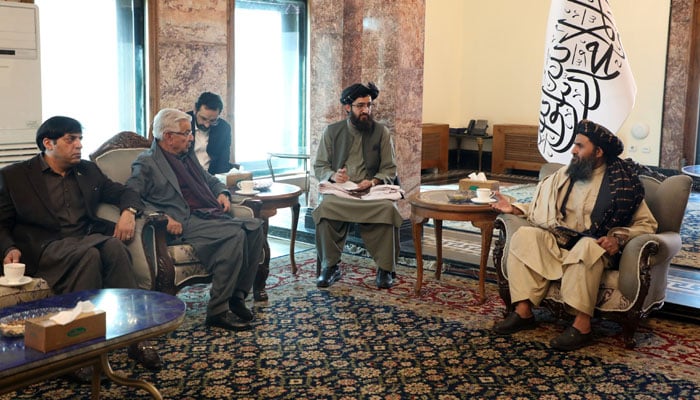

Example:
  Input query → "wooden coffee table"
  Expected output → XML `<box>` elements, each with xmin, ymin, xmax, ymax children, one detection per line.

<box><xmin>231</xmin><ymin>182</ymin><xmax>302</xmax><ymax>296</ymax></box>
<box><xmin>410</xmin><ymin>190</ymin><xmax>513</xmax><ymax>303</ymax></box>
<box><xmin>0</xmin><ymin>288</ymin><xmax>185</xmax><ymax>399</ymax></box>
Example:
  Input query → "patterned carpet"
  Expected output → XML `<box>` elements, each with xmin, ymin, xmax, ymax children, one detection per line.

<box><xmin>4</xmin><ymin>251</ymin><xmax>699</xmax><ymax>399</ymax></box>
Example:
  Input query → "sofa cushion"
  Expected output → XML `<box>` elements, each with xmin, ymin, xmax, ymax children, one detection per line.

<box><xmin>167</xmin><ymin>244</ymin><xmax>199</xmax><ymax>264</ymax></box>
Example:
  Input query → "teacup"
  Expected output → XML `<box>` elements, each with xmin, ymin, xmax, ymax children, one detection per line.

<box><xmin>476</xmin><ymin>188</ymin><xmax>494</xmax><ymax>201</ymax></box>
<box><xmin>237</xmin><ymin>180</ymin><xmax>255</xmax><ymax>192</ymax></box>
<box><xmin>3</xmin><ymin>263</ymin><xmax>25</xmax><ymax>283</ymax></box>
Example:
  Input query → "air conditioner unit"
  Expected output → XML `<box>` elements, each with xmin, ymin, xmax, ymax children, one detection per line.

<box><xmin>0</xmin><ymin>2</ymin><xmax>42</xmax><ymax>166</ymax></box>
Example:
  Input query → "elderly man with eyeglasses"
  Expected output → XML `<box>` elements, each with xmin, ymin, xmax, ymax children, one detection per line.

<box><xmin>313</xmin><ymin>82</ymin><xmax>401</xmax><ymax>289</ymax></box>
<box><xmin>187</xmin><ymin>91</ymin><xmax>234</xmax><ymax>175</ymax></box>
<box><xmin>127</xmin><ymin>108</ymin><xmax>265</xmax><ymax>332</ymax></box>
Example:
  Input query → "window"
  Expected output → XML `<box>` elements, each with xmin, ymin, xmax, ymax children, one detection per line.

<box><xmin>234</xmin><ymin>0</ymin><xmax>307</xmax><ymax>177</ymax></box>
<box><xmin>36</xmin><ymin>0</ymin><xmax>146</xmax><ymax>157</ymax></box>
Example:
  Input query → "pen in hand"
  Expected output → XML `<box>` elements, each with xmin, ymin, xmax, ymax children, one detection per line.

<box><xmin>335</xmin><ymin>166</ymin><xmax>348</xmax><ymax>183</ymax></box>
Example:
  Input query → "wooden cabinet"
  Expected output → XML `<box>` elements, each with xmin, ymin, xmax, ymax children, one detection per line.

<box><xmin>492</xmin><ymin>124</ymin><xmax>547</xmax><ymax>173</ymax></box>
<box><xmin>421</xmin><ymin>123</ymin><xmax>449</xmax><ymax>173</ymax></box>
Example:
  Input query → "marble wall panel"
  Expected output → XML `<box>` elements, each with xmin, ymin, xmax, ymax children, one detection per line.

<box><xmin>154</xmin><ymin>0</ymin><xmax>229</xmax><ymax>115</ymax></box>
<box><xmin>308</xmin><ymin>0</ymin><xmax>425</xmax><ymax>217</ymax></box>
<box><xmin>309</xmin><ymin>0</ymin><xmax>345</xmax><ymax>35</ymax></box>
<box><xmin>661</xmin><ymin>0</ymin><xmax>693</xmax><ymax>168</ymax></box>
<box><xmin>310</xmin><ymin>0</ymin><xmax>425</xmax><ymax>218</ymax></box>
<box><xmin>159</xmin><ymin>2</ymin><xmax>228</xmax><ymax>43</ymax></box>
<box><xmin>308</xmin><ymin>0</ymin><xmax>346</xmax><ymax>204</ymax></box>
<box><xmin>157</xmin><ymin>43</ymin><xmax>228</xmax><ymax>112</ymax></box>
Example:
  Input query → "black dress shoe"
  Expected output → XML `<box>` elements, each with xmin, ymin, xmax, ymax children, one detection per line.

<box><xmin>254</xmin><ymin>289</ymin><xmax>269</xmax><ymax>302</ymax></box>
<box><xmin>128</xmin><ymin>342</ymin><xmax>163</xmax><ymax>370</ymax></box>
<box><xmin>550</xmin><ymin>326</ymin><xmax>593</xmax><ymax>351</ymax></box>
<box><xmin>492</xmin><ymin>312</ymin><xmax>537</xmax><ymax>335</ymax></box>
<box><xmin>205</xmin><ymin>311</ymin><xmax>253</xmax><ymax>331</ymax></box>
<box><xmin>376</xmin><ymin>269</ymin><xmax>393</xmax><ymax>289</ymax></box>
<box><xmin>317</xmin><ymin>264</ymin><xmax>341</xmax><ymax>288</ymax></box>
<box><xmin>229</xmin><ymin>297</ymin><xmax>254</xmax><ymax>322</ymax></box>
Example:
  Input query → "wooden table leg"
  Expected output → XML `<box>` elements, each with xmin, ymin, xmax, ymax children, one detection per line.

<box><xmin>412</xmin><ymin>218</ymin><xmax>425</xmax><ymax>296</ymax></box>
<box><xmin>254</xmin><ymin>217</ymin><xmax>271</xmax><ymax>295</ymax></box>
<box><xmin>289</xmin><ymin>202</ymin><xmax>300</xmax><ymax>274</ymax></box>
<box><xmin>472</xmin><ymin>220</ymin><xmax>494</xmax><ymax>304</ymax></box>
<box><xmin>434</xmin><ymin>219</ymin><xmax>443</xmax><ymax>280</ymax></box>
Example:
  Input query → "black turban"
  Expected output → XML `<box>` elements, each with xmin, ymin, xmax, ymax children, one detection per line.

<box><xmin>340</xmin><ymin>82</ymin><xmax>379</xmax><ymax>105</ymax></box>
<box><xmin>575</xmin><ymin>119</ymin><xmax>624</xmax><ymax>159</ymax></box>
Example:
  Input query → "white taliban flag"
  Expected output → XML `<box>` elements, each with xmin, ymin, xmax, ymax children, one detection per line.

<box><xmin>538</xmin><ymin>0</ymin><xmax>636</xmax><ymax>164</ymax></box>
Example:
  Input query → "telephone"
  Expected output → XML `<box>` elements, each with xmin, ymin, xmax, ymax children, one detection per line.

<box><xmin>466</xmin><ymin>119</ymin><xmax>489</xmax><ymax>136</ymax></box>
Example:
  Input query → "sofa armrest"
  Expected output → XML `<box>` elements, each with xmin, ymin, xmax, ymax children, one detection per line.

<box><xmin>230</xmin><ymin>204</ymin><xmax>255</xmax><ymax>219</ymax></box>
<box><xmin>494</xmin><ymin>214</ymin><xmax>532</xmax><ymax>279</ymax></box>
<box><xmin>617</xmin><ymin>232</ymin><xmax>680</xmax><ymax>305</ymax></box>
<box><xmin>240</xmin><ymin>199</ymin><xmax>263</xmax><ymax>218</ymax></box>
<box><xmin>95</xmin><ymin>203</ymin><xmax>156</xmax><ymax>290</ymax></box>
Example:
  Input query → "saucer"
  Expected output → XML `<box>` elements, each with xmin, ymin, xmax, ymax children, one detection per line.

<box><xmin>0</xmin><ymin>276</ymin><xmax>32</xmax><ymax>287</ymax></box>
<box><xmin>0</xmin><ymin>307</ymin><xmax>67</xmax><ymax>337</ymax></box>
<box><xmin>471</xmin><ymin>197</ymin><xmax>497</xmax><ymax>204</ymax></box>
<box><xmin>237</xmin><ymin>189</ymin><xmax>260</xmax><ymax>196</ymax></box>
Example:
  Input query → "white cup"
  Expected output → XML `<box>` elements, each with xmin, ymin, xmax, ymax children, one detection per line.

<box><xmin>3</xmin><ymin>263</ymin><xmax>25</xmax><ymax>283</ymax></box>
<box><xmin>476</xmin><ymin>188</ymin><xmax>494</xmax><ymax>201</ymax></box>
<box><xmin>237</xmin><ymin>180</ymin><xmax>255</xmax><ymax>192</ymax></box>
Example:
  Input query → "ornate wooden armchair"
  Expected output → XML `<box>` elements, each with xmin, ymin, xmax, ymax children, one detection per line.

<box><xmin>493</xmin><ymin>163</ymin><xmax>692</xmax><ymax>348</ymax></box>
<box><xmin>92</xmin><ymin>132</ymin><xmax>260</xmax><ymax>295</ymax></box>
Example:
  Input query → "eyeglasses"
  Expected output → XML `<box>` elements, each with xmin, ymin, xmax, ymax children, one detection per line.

<box><xmin>350</xmin><ymin>102</ymin><xmax>374</xmax><ymax>110</ymax></box>
<box><xmin>166</xmin><ymin>130</ymin><xmax>193</xmax><ymax>137</ymax></box>
<box><xmin>196</xmin><ymin>114</ymin><xmax>220</xmax><ymax>126</ymax></box>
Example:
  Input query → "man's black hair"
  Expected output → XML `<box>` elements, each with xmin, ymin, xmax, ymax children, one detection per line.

<box><xmin>35</xmin><ymin>116</ymin><xmax>82</xmax><ymax>151</ymax></box>
<box><xmin>195</xmin><ymin>92</ymin><xmax>224</xmax><ymax>112</ymax></box>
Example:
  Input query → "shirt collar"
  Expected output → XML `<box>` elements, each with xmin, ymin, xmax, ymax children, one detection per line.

<box><xmin>39</xmin><ymin>154</ymin><xmax>76</xmax><ymax>176</ymax></box>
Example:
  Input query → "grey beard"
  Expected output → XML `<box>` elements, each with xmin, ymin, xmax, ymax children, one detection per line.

<box><xmin>566</xmin><ymin>156</ymin><xmax>595</xmax><ymax>181</ymax></box>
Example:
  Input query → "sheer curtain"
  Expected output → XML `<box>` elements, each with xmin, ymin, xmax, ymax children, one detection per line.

<box><xmin>234</xmin><ymin>0</ymin><xmax>307</xmax><ymax>176</ymax></box>
<box><xmin>36</xmin><ymin>0</ymin><xmax>145</xmax><ymax>157</ymax></box>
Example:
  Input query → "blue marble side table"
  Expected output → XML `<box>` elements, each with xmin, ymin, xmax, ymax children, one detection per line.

<box><xmin>0</xmin><ymin>288</ymin><xmax>186</xmax><ymax>399</ymax></box>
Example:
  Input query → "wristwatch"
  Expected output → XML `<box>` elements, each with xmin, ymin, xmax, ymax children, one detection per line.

<box><xmin>125</xmin><ymin>207</ymin><xmax>140</xmax><ymax>216</ymax></box>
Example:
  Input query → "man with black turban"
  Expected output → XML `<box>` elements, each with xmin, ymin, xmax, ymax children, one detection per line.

<box><xmin>312</xmin><ymin>82</ymin><xmax>401</xmax><ymax>289</ymax></box>
<box><xmin>490</xmin><ymin>119</ymin><xmax>657</xmax><ymax>351</ymax></box>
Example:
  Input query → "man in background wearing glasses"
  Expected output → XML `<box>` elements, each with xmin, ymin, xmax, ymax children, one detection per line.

<box><xmin>313</xmin><ymin>82</ymin><xmax>401</xmax><ymax>289</ymax></box>
<box><xmin>187</xmin><ymin>91</ymin><xmax>234</xmax><ymax>174</ymax></box>
<box><xmin>127</xmin><ymin>108</ymin><xmax>264</xmax><ymax>332</ymax></box>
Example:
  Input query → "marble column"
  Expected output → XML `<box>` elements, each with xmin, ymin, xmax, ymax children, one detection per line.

<box><xmin>661</xmin><ymin>0</ymin><xmax>694</xmax><ymax>169</ymax></box>
<box><xmin>149</xmin><ymin>0</ymin><xmax>231</xmax><ymax>120</ymax></box>
<box><xmin>309</xmin><ymin>0</ymin><xmax>425</xmax><ymax>218</ymax></box>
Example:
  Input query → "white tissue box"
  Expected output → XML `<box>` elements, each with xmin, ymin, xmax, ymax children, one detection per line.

<box><xmin>459</xmin><ymin>178</ymin><xmax>500</xmax><ymax>192</ymax></box>
<box><xmin>25</xmin><ymin>310</ymin><xmax>106</xmax><ymax>352</ymax></box>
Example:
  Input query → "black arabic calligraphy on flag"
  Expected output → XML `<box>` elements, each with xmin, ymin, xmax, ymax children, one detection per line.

<box><xmin>539</xmin><ymin>0</ymin><xmax>636</xmax><ymax>164</ymax></box>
